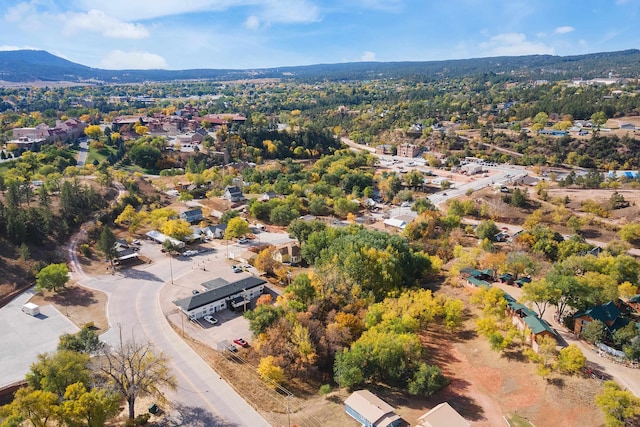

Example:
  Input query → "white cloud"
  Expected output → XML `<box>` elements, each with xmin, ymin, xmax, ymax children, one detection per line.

<box><xmin>0</xmin><ymin>45</ymin><xmax>38</xmax><ymax>51</ymax></box>
<box><xmin>479</xmin><ymin>33</ymin><xmax>555</xmax><ymax>56</ymax></box>
<box><xmin>76</xmin><ymin>0</ymin><xmax>321</xmax><ymax>23</ymax></box>
<box><xmin>63</xmin><ymin>10</ymin><xmax>149</xmax><ymax>39</ymax></box>
<box><xmin>100</xmin><ymin>50</ymin><xmax>168</xmax><ymax>69</ymax></box>
<box><xmin>555</xmin><ymin>26</ymin><xmax>575</xmax><ymax>34</ymax></box>
<box><xmin>361</xmin><ymin>51</ymin><xmax>376</xmax><ymax>61</ymax></box>
<box><xmin>244</xmin><ymin>15</ymin><xmax>260</xmax><ymax>30</ymax></box>
<box><xmin>4</xmin><ymin>2</ymin><xmax>34</xmax><ymax>22</ymax></box>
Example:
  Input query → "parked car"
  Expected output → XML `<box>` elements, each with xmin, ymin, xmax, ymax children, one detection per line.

<box><xmin>232</xmin><ymin>265</ymin><xmax>242</xmax><ymax>273</ymax></box>
<box><xmin>192</xmin><ymin>289</ymin><xmax>200</xmax><ymax>295</ymax></box>
<box><xmin>203</xmin><ymin>316</ymin><xmax>218</xmax><ymax>325</ymax></box>
<box><xmin>238</xmin><ymin>237</ymin><xmax>249</xmax><ymax>244</ymax></box>
<box><xmin>233</xmin><ymin>338</ymin><xmax>249</xmax><ymax>348</ymax></box>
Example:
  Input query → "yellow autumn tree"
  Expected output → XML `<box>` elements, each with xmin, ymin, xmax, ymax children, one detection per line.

<box><xmin>257</xmin><ymin>356</ymin><xmax>285</xmax><ymax>388</ymax></box>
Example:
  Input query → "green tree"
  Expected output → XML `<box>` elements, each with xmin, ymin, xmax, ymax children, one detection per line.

<box><xmin>128</xmin><ymin>144</ymin><xmax>161</xmax><ymax>169</ymax></box>
<box><xmin>244</xmin><ymin>304</ymin><xmax>284</xmax><ymax>335</ymax></box>
<box><xmin>26</xmin><ymin>350</ymin><xmax>91</xmax><ymax>398</ymax></box>
<box><xmin>58</xmin><ymin>324</ymin><xmax>104</xmax><ymax>354</ymax></box>
<box><xmin>220</xmin><ymin>209</ymin><xmax>239</xmax><ymax>224</ymax></box>
<box><xmin>35</xmin><ymin>263</ymin><xmax>70</xmax><ymax>293</ymax></box>
<box><xmin>591</xmin><ymin>111</ymin><xmax>608</xmax><ymax>130</ymax></box>
<box><xmin>596</xmin><ymin>381</ymin><xmax>640</xmax><ymax>427</ymax></box>
<box><xmin>510</xmin><ymin>188</ymin><xmax>527</xmax><ymax>207</ymax></box>
<box><xmin>557</xmin><ymin>344</ymin><xmax>586</xmax><ymax>374</ymax></box>
<box><xmin>333</xmin><ymin>197</ymin><xmax>359</xmax><ymax>218</ymax></box>
<box><xmin>270</xmin><ymin>204</ymin><xmax>299</xmax><ymax>226</ymax></box>
<box><xmin>521</xmin><ymin>279</ymin><xmax>560</xmax><ymax>317</ymax></box>
<box><xmin>225</xmin><ymin>216</ymin><xmax>250</xmax><ymax>239</ymax></box>
<box><xmin>97</xmin><ymin>227</ymin><xmax>118</xmax><ymax>268</ymax></box>
<box><xmin>2</xmin><ymin>387</ymin><xmax>59</xmax><ymax>427</ymax></box>
<box><xmin>412</xmin><ymin>197</ymin><xmax>436</xmax><ymax>214</ymax></box>
<box><xmin>581</xmin><ymin>320</ymin><xmax>607</xmax><ymax>344</ymax></box>
<box><xmin>505</xmin><ymin>252</ymin><xmax>538</xmax><ymax>280</ymax></box>
<box><xmin>476</xmin><ymin>220</ymin><xmax>500</xmax><ymax>241</ymax></box>
<box><xmin>407</xmin><ymin>363</ymin><xmax>448</xmax><ymax>396</ymax></box>
<box><xmin>95</xmin><ymin>338</ymin><xmax>176</xmax><ymax>420</ymax></box>
<box><xmin>618</xmin><ymin>223</ymin><xmax>640</xmax><ymax>244</ymax></box>
<box><xmin>61</xmin><ymin>382</ymin><xmax>120</xmax><ymax>427</ymax></box>
<box><xmin>287</xmin><ymin>219</ymin><xmax>326</xmax><ymax>243</ymax></box>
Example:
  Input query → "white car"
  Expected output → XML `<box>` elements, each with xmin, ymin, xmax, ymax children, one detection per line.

<box><xmin>203</xmin><ymin>316</ymin><xmax>218</xmax><ymax>325</ymax></box>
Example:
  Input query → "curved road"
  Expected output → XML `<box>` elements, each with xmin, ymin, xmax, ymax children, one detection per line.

<box><xmin>68</xmin><ymin>183</ymin><xmax>269</xmax><ymax>426</ymax></box>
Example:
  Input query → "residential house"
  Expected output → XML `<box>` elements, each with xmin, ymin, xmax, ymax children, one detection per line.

<box><xmin>223</xmin><ymin>186</ymin><xmax>244</xmax><ymax>202</ymax></box>
<box><xmin>272</xmin><ymin>244</ymin><xmax>302</xmax><ymax>265</ymax></box>
<box><xmin>199</xmin><ymin>224</ymin><xmax>227</xmax><ymax>240</ymax></box>
<box><xmin>144</xmin><ymin>230</ymin><xmax>185</xmax><ymax>249</ymax></box>
<box><xmin>259</xmin><ymin>191</ymin><xmax>278</xmax><ymax>202</ymax></box>
<box><xmin>398</xmin><ymin>143</ymin><xmax>420</xmax><ymax>158</ymax></box>
<box><xmin>173</xmin><ymin>276</ymin><xmax>266</xmax><ymax>319</ymax></box>
<box><xmin>504</xmin><ymin>293</ymin><xmax>556</xmax><ymax>346</ymax></box>
<box><xmin>573</xmin><ymin>301</ymin><xmax>627</xmax><ymax>336</ymax></box>
<box><xmin>180</xmin><ymin>209</ymin><xmax>204</xmax><ymax>224</ymax></box>
<box><xmin>460</xmin><ymin>268</ymin><xmax>493</xmax><ymax>288</ymax></box>
<box><xmin>344</xmin><ymin>390</ymin><xmax>403</xmax><ymax>427</ymax></box>
<box><xmin>416</xmin><ymin>402</ymin><xmax>470</xmax><ymax>427</ymax></box>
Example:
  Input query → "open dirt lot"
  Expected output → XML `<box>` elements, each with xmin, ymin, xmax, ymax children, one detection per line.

<box><xmin>429</xmin><ymin>285</ymin><xmax>605</xmax><ymax>427</ymax></box>
<box><xmin>28</xmin><ymin>283</ymin><xmax>109</xmax><ymax>332</ymax></box>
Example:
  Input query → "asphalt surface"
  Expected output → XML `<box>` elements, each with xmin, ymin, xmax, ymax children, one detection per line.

<box><xmin>72</xmin><ymin>239</ymin><xmax>270</xmax><ymax>426</ymax></box>
<box><xmin>0</xmin><ymin>290</ymin><xmax>79</xmax><ymax>388</ymax></box>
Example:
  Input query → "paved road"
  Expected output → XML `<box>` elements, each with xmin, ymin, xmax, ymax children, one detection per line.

<box><xmin>76</xmin><ymin>139</ymin><xmax>89</xmax><ymax>166</ymax></box>
<box><xmin>68</xmin><ymin>185</ymin><xmax>270</xmax><ymax>426</ymax></box>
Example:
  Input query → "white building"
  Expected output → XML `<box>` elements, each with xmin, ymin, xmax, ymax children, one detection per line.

<box><xmin>173</xmin><ymin>276</ymin><xmax>266</xmax><ymax>319</ymax></box>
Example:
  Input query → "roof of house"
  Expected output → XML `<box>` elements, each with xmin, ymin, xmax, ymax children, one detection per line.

<box><xmin>460</xmin><ymin>267</ymin><xmax>482</xmax><ymax>277</ymax></box>
<box><xmin>629</xmin><ymin>294</ymin><xmax>640</xmax><ymax>304</ymax></box>
<box><xmin>174</xmin><ymin>276</ymin><xmax>266</xmax><ymax>312</ymax></box>
<box><xmin>180</xmin><ymin>209</ymin><xmax>203</xmax><ymax>221</ymax></box>
<box><xmin>523</xmin><ymin>315</ymin><xmax>556</xmax><ymax>336</ymax></box>
<box><xmin>417</xmin><ymin>402</ymin><xmax>470</xmax><ymax>427</ymax></box>
<box><xmin>467</xmin><ymin>277</ymin><xmax>491</xmax><ymax>288</ymax></box>
<box><xmin>224</xmin><ymin>185</ymin><xmax>243</xmax><ymax>195</ymax></box>
<box><xmin>345</xmin><ymin>390</ymin><xmax>399</xmax><ymax>426</ymax></box>
<box><xmin>573</xmin><ymin>301</ymin><xmax>621</xmax><ymax>324</ymax></box>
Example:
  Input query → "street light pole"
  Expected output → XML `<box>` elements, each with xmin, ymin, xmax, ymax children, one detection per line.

<box><xmin>168</xmin><ymin>252</ymin><xmax>174</xmax><ymax>284</ymax></box>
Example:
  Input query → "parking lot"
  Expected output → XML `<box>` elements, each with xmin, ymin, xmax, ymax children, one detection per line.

<box><xmin>0</xmin><ymin>290</ymin><xmax>79</xmax><ymax>388</ymax></box>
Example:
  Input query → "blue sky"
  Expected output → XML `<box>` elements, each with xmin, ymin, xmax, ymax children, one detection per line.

<box><xmin>1</xmin><ymin>0</ymin><xmax>639</xmax><ymax>70</ymax></box>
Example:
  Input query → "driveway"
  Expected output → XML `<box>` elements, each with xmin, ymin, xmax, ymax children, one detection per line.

<box><xmin>0</xmin><ymin>289</ymin><xmax>78</xmax><ymax>388</ymax></box>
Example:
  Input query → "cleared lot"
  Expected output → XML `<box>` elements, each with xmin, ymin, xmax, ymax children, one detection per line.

<box><xmin>0</xmin><ymin>290</ymin><xmax>79</xmax><ymax>387</ymax></box>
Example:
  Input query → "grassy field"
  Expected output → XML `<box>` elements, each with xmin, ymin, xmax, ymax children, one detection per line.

<box><xmin>86</xmin><ymin>144</ymin><xmax>117</xmax><ymax>165</ymax></box>
<box><xmin>507</xmin><ymin>414</ymin><xmax>535</xmax><ymax>427</ymax></box>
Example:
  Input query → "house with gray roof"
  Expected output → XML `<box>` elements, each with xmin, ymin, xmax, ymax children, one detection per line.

<box><xmin>223</xmin><ymin>185</ymin><xmax>244</xmax><ymax>202</ymax></box>
<box><xmin>180</xmin><ymin>208</ymin><xmax>203</xmax><ymax>223</ymax></box>
<box><xmin>344</xmin><ymin>390</ymin><xmax>403</xmax><ymax>427</ymax></box>
<box><xmin>173</xmin><ymin>276</ymin><xmax>265</xmax><ymax>319</ymax></box>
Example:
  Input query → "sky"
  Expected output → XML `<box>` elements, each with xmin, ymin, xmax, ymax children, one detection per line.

<box><xmin>0</xmin><ymin>0</ymin><xmax>639</xmax><ymax>70</ymax></box>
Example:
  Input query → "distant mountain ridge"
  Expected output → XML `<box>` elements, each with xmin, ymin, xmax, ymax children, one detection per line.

<box><xmin>1</xmin><ymin>49</ymin><xmax>640</xmax><ymax>84</ymax></box>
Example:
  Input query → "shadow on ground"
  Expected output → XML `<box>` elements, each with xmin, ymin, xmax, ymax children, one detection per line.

<box><xmin>154</xmin><ymin>402</ymin><xmax>240</xmax><ymax>427</ymax></box>
<box><xmin>42</xmin><ymin>285</ymin><xmax>97</xmax><ymax>307</ymax></box>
